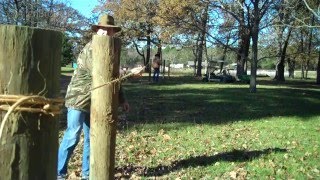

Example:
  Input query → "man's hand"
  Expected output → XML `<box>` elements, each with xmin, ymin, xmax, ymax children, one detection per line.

<box><xmin>130</xmin><ymin>67</ymin><xmax>144</xmax><ymax>77</ymax></box>
<box><xmin>121</xmin><ymin>101</ymin><xmax>130</xmax><ymax>112</ymax></box>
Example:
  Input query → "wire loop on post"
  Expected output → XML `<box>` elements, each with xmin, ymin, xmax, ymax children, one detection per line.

<box><xmin>0</xmin><ymin>95</ymin><xmax>64</xmax><ymax>140</ymax></box>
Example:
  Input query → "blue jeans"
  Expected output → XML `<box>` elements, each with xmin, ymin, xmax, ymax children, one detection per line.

<box><xmin>153</xmin><ymin>68</ymin><xmax>160</xmax><ymax>82</ymax></box>
<box><xmin>57</xmin><ymin>108</ymin><xmax>90</xmax><ymax>177</ymax></box>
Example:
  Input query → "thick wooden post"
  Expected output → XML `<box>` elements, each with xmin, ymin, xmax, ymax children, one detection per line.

<box><xmin>90</xmin><ymin>35</ymin><xmax>121</xmax><ymax>179</ymax></box>
<box><xmin>0</xmin><ymin>25</ymin><xmax>62</xmax><ymax>179</ymax></box>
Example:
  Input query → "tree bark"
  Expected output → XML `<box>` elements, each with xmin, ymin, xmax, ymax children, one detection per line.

<box><xmin>236</xmin><ymin>0</ymin><xmax>250</xmax><ymax>77</ymax></box>
<box><xmin>90</xmin><ymin>35</ymin><xmax>121</xmax><ymax>180</ymax></box>
<box><xmin>192</xmin><ymin>36</ymin><xmax>199</xmax><ymax>76</ymax></box>
<box><xmin>288</xmin><ymin>58</ymin><xmax>295</xmax><ymax>79</ymax></box>
<box><xmin>274</xmin><ymin>1</ymin><xmax>291</xmax><ymax>82</ymax></box>
<box><xmin>196</xmin><ymin>3</ymin><xmax>208</xmax><ymax>77</ymax></box>
<box><xmin>274</xmin><ymin>28</ymin><xmax>292</xmax><ymax>81</ymax></box>
<box><xmin>147</xmin><ymin>28</ymin><xmax>151</xmax><ymax>81</ymax></box>
<box><xmin>0</xmin><ymin>25</ymin><xmax>62</xmax><ymax>179</ymax></box>
<box><xmin>220</xmin><ymin>44</ymin><xmax>228</xmax><ymax>73</ymax></box>
<box><xmin>305</xmin><ymin>15</ymin><xmax>315</xmax><ymax>79</ymax></box>
<box><xmin>299</xmin><ymin>30</ymin><xmax>305</xmax><ymax>79</ymax></box>
<box><xmin>317</xmin><ymin>51</ymin><xmax>320</xmax><ymax>84</ymax></box>
<box><xmin>196</xmin><ymin>34</ymin><xmax>205</xmax><ymax>77</ymax></box>
<box><xmin>249</xmin><ymin>1</ymin><xmax>259</xmax><ymax>93</ymax></box>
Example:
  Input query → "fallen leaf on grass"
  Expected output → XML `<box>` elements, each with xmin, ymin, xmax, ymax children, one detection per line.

<box><xmin>242</xmin><ymin>143</ymin><xmax>247</xmax><ymax>149</ymax></box>
<box><xmin>163</xmin><ymin>134</ymin><xmax>171</xmax><ymax>141</ymax></box>
<box><xmin>230</xmin><ymin>171</ymin><xmax>237</xmax><ymax>179</ymax></box>
<box><xmin>313</xmin><ymin>168</ymin><xmax>319</xmax><ymax>173</ymax></box>
<box><xmin>150</xmin><ymin>148</ymin><xmax>157</xmax><ymax>155</ymax></box>
<box><xmin>158</xmin><ymin>129</ymin><xmax>165</xmax><ymax>135</ymax></box>
<box><xmin>128</xmin><ymin>145</ymin><xmax>134</xmax><ymax>150</ymax></box>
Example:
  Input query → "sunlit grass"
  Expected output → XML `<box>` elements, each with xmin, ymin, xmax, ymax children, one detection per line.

<box><xmin>63</xmin><ymin>71</ymin><xmax>319</xmax><ymax>179</ymax></box>
<box><xmin>114</xmin><ymin>73</ymin><xmax>320</xmax><ymax>179</ymax></box>
<box><xmin>61</xmin><ymin>66</ymin><xmax>74</xmax><ymax>76</ymax></box>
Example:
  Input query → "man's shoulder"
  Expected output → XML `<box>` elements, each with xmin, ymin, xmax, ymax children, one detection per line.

<box><xmin>83</xmin><ymin>41</ymin><xmax>92</xmax><ymax>50</ymax></box>
<box><xmin>77</xmin><ymin>41</ymin><xmax>93</xmax><ymax>69</ymax></box>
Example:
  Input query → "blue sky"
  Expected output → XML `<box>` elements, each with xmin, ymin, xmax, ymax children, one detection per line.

<box><xmin>68</xmin><ymin>0</ymin><xmax>100</xmax><ymax>18</ymax></box>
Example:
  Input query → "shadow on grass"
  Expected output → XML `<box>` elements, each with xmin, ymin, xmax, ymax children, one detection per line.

<box><xmin>123</xmin><ymin>76</ymin><xmax>320</xmax><ymax>128</ymax></box>
<box><xmin>115</xmin><ymin>148</ymin><xmax>287</xmax><ymax>178</ymax></box>
<box><xmin>58</xmin><ymin>75</ymin><xmax>320</xmax><ymax>129</ymax></box>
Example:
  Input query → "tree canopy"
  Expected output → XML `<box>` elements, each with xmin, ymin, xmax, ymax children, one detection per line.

<box><xmin>1</xmin><ymin>0</ymin><xmax>319</xmax><ymax>86</ymax></box>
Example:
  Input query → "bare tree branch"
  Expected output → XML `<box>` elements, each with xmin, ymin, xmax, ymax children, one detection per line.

<box><xmin>302</xmin><ymin>0</ymin><xmax>320</xmax><ymax>19</ymax></box>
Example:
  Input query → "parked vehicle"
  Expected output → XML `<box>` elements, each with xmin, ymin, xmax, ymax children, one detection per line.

<box><xmin>203</xmin><ymin>70</ymin><xmax>236</xmax><ymax>83</ymax></box>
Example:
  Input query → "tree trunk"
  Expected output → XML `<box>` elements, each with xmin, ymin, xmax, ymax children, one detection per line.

<box><xmin>158</xmin><ymin>43</ymin><xmax>165</xmax><ymax>79</ymax></box>
<box><xmin>236</xmin><ymin>31</ymin><xmax>250</xmax><ymax>77</ymax></box>
<box><xmin>250</xmin><ymin>33</ymin><xmax>258</xmax><ymax>93</ymax></box>
<box><xmin>192</xmin><ymin>33</ymin><xmax>200</xmax><ymax>76</ymax></box>
<box><xmin>236</xmin><ymin>0</ymin><xmax>250</xmax><ymax>77</ymax></box>
<box><xmin>168</xmin><ymin>62</ymin><xmax>171</xmax><ymax>78</ymax></box>
<box><xmin>299</xmin><ymin>30</ymin><xmax>305</xmax><ymax>79</ymax></box>
<box><xmin>196</xmin><ymin>30</ymin><xmax>206</xmax><ymax>77</ymax></box>
<box><xmin>288</xmin><ymin>58</ymin><xmax>295</xmax><ymax>79</ymax></box>
<box><xmin>220</xmin><ymin>44</ymin><xmax>228</xmax><ymax>73</ymax></box>
<box><xmin>147</xmin><ymin>29</ymin><xmax>151</xmax><ymax>81</ymax></box>
<box><xmin>204</xmin><ymin>42</ymin><xmax>208</xmax><ymax>75</ymax></box>
<box><xmin>162</xmin><ymin>59</ymin><xmax>165</xmax><ymax>79</ymax></box>
<box><xmin>196</xmin><ymin>35</ymin><xmax>204</xmax><ymax>77</ymax></box>
<box><xmin>0</xmin><ymin>25</ymin><xmax>62</xmax><ymax>179</ymax></box>
<box><xmin>193</xmin><ymin>57</ymin><xmax>197</xmax><ymax>75</ymax></box>
<box><xmin>317</xmin><ymin>51</ymin><xmax>320</xmax><ymax>84</ymax></box>
<box><xmin>249</xmin><ymin>2</ymin><xmax>259</xmax><ymax>93</ymax></box>
<box><xmin>90</xmin><ymin>35</ymin><xmax>121</xmax><ymax>180</ymax></box>
<box><xmin>274</xmin><ymin>23</ymin><xmax>284</xmax><ymax>81</ymax></box>
<box><xmin>305</xmin><ymin>15</ymin><xmax>315</xmax><ymax>79</ymax></box>
<box><xmin>274</xmin><ymin>28</ymin><xmax>292</xmax><ymax>81</ymax></box>
<box><xmin>301</xmin><ymin>64</ymin><xmax>305</xmax><ymax>79</ymax></box>
<box><xmin>196</xmin><ymin>3</ymin><xmax>208</xmax><ymax>77</ymax></box>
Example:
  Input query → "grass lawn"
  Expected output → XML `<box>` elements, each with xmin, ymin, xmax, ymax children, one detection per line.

<box><xmin>61</xmin><ymin>66</ymin><xmax>74</xmax><ymax>76</ymax></box>
<box><xmin>64</xmin><ymin>72</ymin><xmax>320</xmax><ymax>179</ymax></box>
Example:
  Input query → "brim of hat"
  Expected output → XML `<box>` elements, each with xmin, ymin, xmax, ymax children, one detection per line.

<box><xmin>91</xmin><ymin>25</ymin><xmax>122</xmax><ymax>32</ymax></box>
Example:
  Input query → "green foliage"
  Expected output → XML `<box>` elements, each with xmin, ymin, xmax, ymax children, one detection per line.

<box><xmin>258</xmin><ymin>58</ymin><xmax>276</xmax><ymax>69</ymax></box>
<box><xmin>62</xmin><ymin>35</ymin><xmax>75</xmax><ymax>66</ymax></box>
<box><xmin>120</xmin><ymin>48</ymin><xmax>142</xmax><ymax>67</ymax></box>
<box><xmin>162</xmin><ymin>46</ymin><xmax>194</xmax><ymax>64</ymax></box>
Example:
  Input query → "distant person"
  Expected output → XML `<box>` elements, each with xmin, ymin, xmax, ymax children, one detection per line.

<box><xmin>57</xmin><ymin>14</ymin><xmax>129</xmax><ymax>180</ymax></box>
<box><xmin>152</xmin><ymin>53</ymin><xmax>161</xmax><ymax>82</ymax></box>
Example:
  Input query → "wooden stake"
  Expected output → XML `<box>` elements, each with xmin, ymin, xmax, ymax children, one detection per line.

<box><xmin>90</xmin><ymin>35</ymin><xmax>121</xmax><ymax>180</ymax></box>
<box><xmin>0</xmin><ymin>25</ymin><xmax>62</xmax><ymax>179</ymax></box>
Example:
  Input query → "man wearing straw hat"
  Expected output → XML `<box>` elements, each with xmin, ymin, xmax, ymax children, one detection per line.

<box><xmin>57</xmin><ymin>14</ymin><xmax>129</xmax><ymax>180</ymax></box>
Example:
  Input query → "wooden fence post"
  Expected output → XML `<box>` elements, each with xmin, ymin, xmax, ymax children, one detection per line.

<box><xmin>90</xmin><ymin>35</ymin><xmax>121</xmax><ymax>179</ymax></box>
<box><xmin>0</xmin><ymin>25</ymin><xmax>62</xmax><ymax>179</ymax></box>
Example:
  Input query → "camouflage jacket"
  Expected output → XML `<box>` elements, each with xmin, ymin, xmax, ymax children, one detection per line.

<box><xmin>65</xmin><ymin>41</ymin><xmax>125</xmax><ymax>112</ymax></box>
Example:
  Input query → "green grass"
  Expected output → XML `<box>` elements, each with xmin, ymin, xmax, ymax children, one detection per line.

<box><xmin>113</xmin><ymin>74</ymin><xmax>320</xmax><ymax>179</ymax></box>
<box><xmin>63</xmin><ymin>72</ymin><xmax>319</xmax><ymax>179</ymax></box>
<box><xmin>293</xmin><ymin>70</ymin><xmax>317</xmax><ymax>79</ymax></box>
<box><xmin>61</xmin><ymin>66</ymin><xmax>74</xmax><ymax>75</ymax></box>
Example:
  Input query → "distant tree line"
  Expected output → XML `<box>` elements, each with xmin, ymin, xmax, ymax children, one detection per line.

<box><xmin>95</xmin><ymin>0</ymin><xmax>320</xmax><ymax>90</ymax></box>
<box><xmin>1</xmin><ymin>0</ymin><xmax>319</xmax><ymax>89</ymax></box>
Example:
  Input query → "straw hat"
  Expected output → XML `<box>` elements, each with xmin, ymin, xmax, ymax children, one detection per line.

<box><xmin>91</xmin><ymin>14</ymin><xmax>121</xmax><ymax>32</ymax></box>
